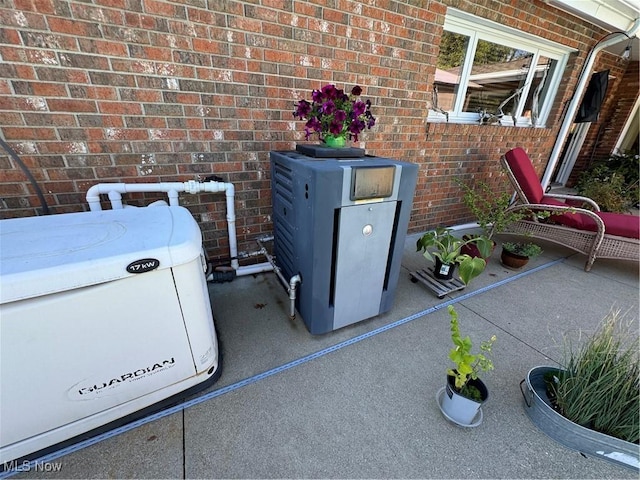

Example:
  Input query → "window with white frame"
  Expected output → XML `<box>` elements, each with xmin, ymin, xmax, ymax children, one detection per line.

<box><xmin>429</xmin><ymin>9</ymin><xmax>574</xmax><ymax>127</ymax></box>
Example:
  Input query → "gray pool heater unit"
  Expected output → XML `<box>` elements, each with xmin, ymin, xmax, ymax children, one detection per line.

<box><xmin>270</xmin><ymin>148</ymin><xmax>418</xmax><ymax>334</ymax></box>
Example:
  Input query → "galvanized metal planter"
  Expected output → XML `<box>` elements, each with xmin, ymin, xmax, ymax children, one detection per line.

<box><xmin>521</xmin><ymin>366</ymin><xmax>639</xmax><ymax>472</ymax></box>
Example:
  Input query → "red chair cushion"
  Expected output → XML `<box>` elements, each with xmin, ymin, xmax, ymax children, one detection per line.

<box><xmin>504</xmin><ymin>148</ymin><xmax>544</xmax><ymax>203</ymax></box>
<box><xmin>541</xmin><ymin>196</ymin><xmax>640</xmax><ymax>239</ymax></box>
<box><xmin>591</xmin><ymin>212</ymin><xmax>640</xmax><ymax>239</ymax></box>
<box><xmin>541</xmin><ymin>196</ymin><xmax>587</xmax><ymax>229</ymax></box>
<box><xmin>504</xmin><ymin>148</ymin><xmax>639</xmax><ymax>239</ymax></box>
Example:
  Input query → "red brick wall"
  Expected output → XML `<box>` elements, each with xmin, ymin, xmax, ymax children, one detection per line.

<box><xmin>0</xmin><ymin>0</ymin><xmax>620</xmax><ymax>261</ymax></box>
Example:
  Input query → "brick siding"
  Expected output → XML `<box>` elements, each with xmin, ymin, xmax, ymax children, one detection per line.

<box><xmin>0</xmin><ymin>0</ymin><xmax>627</xmax><ymax>261</ymax></box>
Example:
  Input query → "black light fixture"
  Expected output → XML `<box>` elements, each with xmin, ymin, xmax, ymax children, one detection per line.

<box><xmin>621</xmin><ymin>40</ymin><xmax>632</xmax><ymax>59</ymax></box>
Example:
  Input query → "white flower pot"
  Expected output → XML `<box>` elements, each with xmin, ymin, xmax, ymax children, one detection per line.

<box><xmin>437</xmin><ymin>374</ymin><xmax>488</xmax><ymax>427</ymax></box>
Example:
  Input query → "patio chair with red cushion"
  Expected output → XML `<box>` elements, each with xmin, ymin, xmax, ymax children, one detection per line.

<box><xmin>500</xmin><ymin>147</ymin><xmax>639</xmax><ymax>271</ymax></box>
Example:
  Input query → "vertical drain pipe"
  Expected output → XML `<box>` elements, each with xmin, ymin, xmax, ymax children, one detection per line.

<box><xmin>287</xmin><ymin>274</ymin><xmax>302</xmax><ymax>320</ymax></box>
<box><xmin>218</xmin><ymin>181</ymin><xmax>239</xmax><ymax>271</ymax></box>
<box><xmin>257</xmin><ymin>236</ymin><xmax>301</xmax><ymax>320</ymax></box>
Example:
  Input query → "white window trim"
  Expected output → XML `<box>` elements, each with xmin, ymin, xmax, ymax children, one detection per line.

<box><xmin>429</xmin><ymin>8</ymin><xmax>576</xmax><ymax>127</ymax></box>
<box><xmin>614</xmin><ymin>95</ymin><xmax>639</xmax><ymax>154</ymax></box>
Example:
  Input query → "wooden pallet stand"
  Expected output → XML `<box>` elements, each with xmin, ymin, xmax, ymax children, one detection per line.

<box><xmin>410</xmin><ymin>268</ymin><xmax>466</xmax><ymax>298</ymax></box>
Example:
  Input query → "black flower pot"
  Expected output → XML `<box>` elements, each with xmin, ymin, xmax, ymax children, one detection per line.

<box><xmin>434</xmin><ymin>257</ymin><xmax>456</xmax><ymax>280</ymax></box>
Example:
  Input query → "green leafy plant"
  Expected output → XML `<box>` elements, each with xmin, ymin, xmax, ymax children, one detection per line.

<box><xmin>416</xmin><ymin>227</ymin><xmax>492</xmax><ymax>285</ymax></box>
<box><xmin>501</xmin><ymin>242</ymin><xmax>543</xmax><ymax>258</ymax></box>
<box><xmin>447</xmin><ymin>305</ymin><xmax>497</xmax><ymax>401</ymax></box>
<box><xmin>548</xmin><ymin>310</ymin><xmax>639</xmax><ymax>443</ymax></box>
<box><xmin>456</xmin><ymin>179</ymin><xmax>529</xmax><ymax>239</ymax></box>
<box><xmin>576</xmin><ymin>168</ymin><xmax>635</xmax><ymax>213</ymax></box>
<box><xmin>575</xmin><ymin>152</ymin><xmax>639</xmax><ymax>212</ymax></box>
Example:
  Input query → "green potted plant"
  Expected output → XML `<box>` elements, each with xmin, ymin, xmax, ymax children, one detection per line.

<box><xmin>416</xmin><ymin>227</ymin><xmax>492</xmax><ymax>285</ymax></box>
<box><xmin>575</xmin><ymin>151</ymin><xmax>639</xmax><ymax>213</ymax></box>
<box><xmin>522</xmin><ymin>310</ymin><xmax>639</xmax><ymax>470</ymax></box>
<box><xmin>500</xmin><ymin>241</ymin><xmax>543</xmax><ymax>269</ymax></box>
<box><xmin>437</xmin><ymin>305</ymin><xmax>497</xmax><ymax>427</ymax></box>
<box><xmin>293</xmin><ymin>84</ymin><xmax>376</xmax><ymax>146</ymax></box>
<box><xmin>456</xmin><ymin>179</ymin><xmax>530</xmax><ymax>259</ymax></box>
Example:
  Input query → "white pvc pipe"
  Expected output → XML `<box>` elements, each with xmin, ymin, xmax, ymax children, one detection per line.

<box><xmin>235</xmin><ymin>262</ymin><xmax>275</xmax><ymax>276</ymax></box>
<box><xmin>86</xmin><ymin>180</ymin><xmax>243</xmax><ymax>270</ymax></box>
<box><xmin>86</xmin><ymin>180</ymin><xmax>229</xmax><ymax>210</ymax></box>
<box><xmin>541</xmin><ymin>18</ymin><xmax>640</xmax><ymax>189</ymax></box>
<box><xmin>449</xmin><ymin>222</ymin><xmax>481</xmax><ymax>232</ymax></box>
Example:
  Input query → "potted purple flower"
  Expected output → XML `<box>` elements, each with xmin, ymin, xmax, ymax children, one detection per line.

<box><xmin>293</xmin><ymin>84</ymin><xmax>376</xmax><ymax>147</ymax></box>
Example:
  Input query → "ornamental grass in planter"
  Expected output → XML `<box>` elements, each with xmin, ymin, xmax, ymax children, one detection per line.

<box><xmin>547</xmin><ymin>310</ymin><xmax>639</xmax><ymax>444</ymax></box>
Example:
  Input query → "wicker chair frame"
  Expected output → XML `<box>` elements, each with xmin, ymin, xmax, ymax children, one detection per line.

<box><xmin>500</xmin><ymin>154</ymin><xmax>639</xmax><ymax>272</ymax></box>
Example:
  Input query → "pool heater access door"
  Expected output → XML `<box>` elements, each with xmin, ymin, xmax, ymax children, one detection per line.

<box><xmin>270</xmin><ymin>149</ymin><xmax>418</xmax><ymax>334</ymax></box>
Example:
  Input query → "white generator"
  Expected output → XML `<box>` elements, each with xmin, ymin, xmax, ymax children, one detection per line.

<box><xmin>0</xmin><ymin>206</ymin><xmax>220</xmax><ymax>464</ymax></box>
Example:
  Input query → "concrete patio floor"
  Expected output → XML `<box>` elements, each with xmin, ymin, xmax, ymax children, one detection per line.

<box><xmin>8</xmin><ymin>230</ymin><xmax>640</xmax><ymax>479</ymax></box>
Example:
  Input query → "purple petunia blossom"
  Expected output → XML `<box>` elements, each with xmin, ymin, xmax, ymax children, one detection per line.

<box><xmin>306</xmin><ymin>117</ymin><xmax>321</xmax><ymax>132</ymax></box>
<box><xmin>329</xmin><ymin>120</ymin><xmax>344</xmax><ymax>135</ymax></box>
<box><xmin>349</xmin><ymin>119</ymin><xmax>365</xmax><ymax>134</ymax></box>
<box><xmin>352</xmin><ymin>100</ymin><xmax>366</xmax><ymax>117</ymax></box>
<box><xmin>333</xmin><ymin>110</ymin><xmax>346</xmax><ymax>123</ymax></box>
<box><xmin>321</xmin><ymin>84</ymin><xmax>339</xmax><ymax>100</ymax></box>
<box><xmin>294</xmin><ymin>100</ymin><xmax>311</xmax><ymax>118</ymax></box>
<box><xmin>293</xmin><ymin>84</ymin><xmax>375</xmax><ymax>141</ymax></box>
<box><xmin>322</xmin><ymin>100</ymin><xmax>336</xmax><ymax>115</ymax></box>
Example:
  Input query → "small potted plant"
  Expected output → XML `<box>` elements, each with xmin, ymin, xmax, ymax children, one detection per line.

<box><xmin>437</xmin><ymin>305</ymin><xmax>497</xmax><ymax>427</ymax></box>
<box><xmin>416</xmin><ymin>227</ymin><xmax>492</xmax><ymax>285</ymax></box>
<box><xmin>500</xmin><ymin>241</ymin><xmax>542</xmax><ymax>269</ymax></box>
<box><xmin>293</xmin><ymin>84</ymin><xmax>376</xmax><ymax>146</ymax></box>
